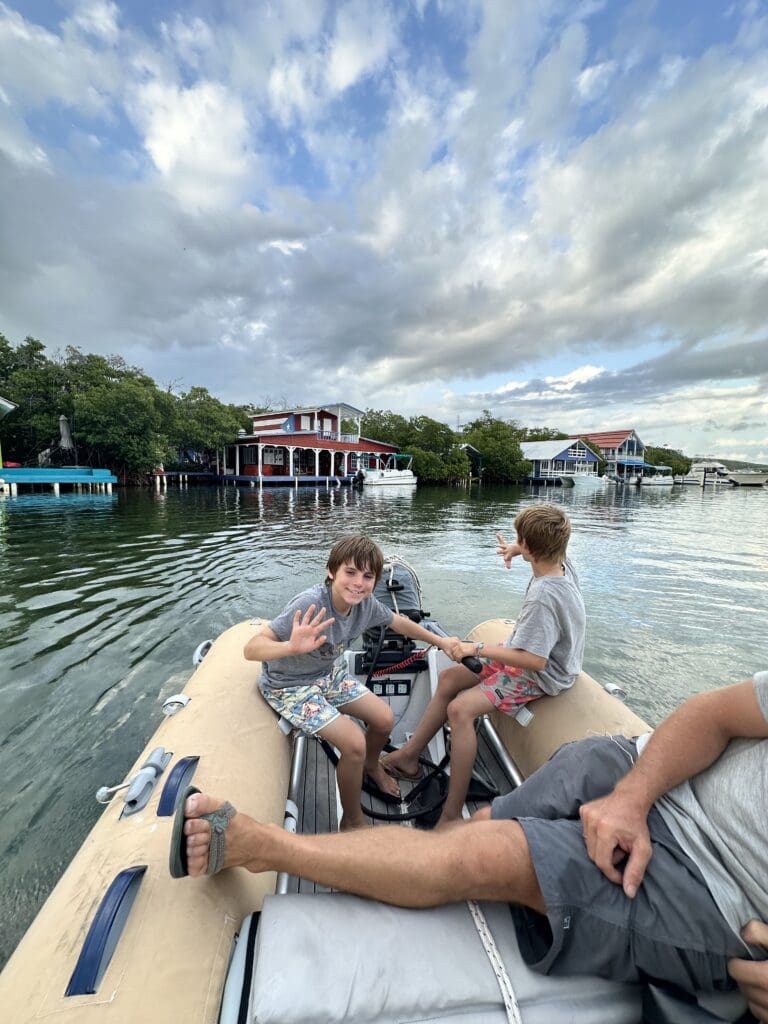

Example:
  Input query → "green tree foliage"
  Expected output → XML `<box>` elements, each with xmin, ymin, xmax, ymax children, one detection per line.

<box><xmin>645</xmin><ymin>445</ymin><xmax>691</xmax><ymax>476</ymax></box>
<box><xmin>0</xmin><ymin>335</ymin><xmax>252</xmax><ymax>478</ymax></box>
<box><xmin>172</xmin><ymin>387</ymin><xmax>250</xmax><ymax>453</ymax></box>
<box><xmin>461</xmin><ymin>411</ymin><xmax>529</xmax><ymax>482</ymax></box>
<box><xmin>360</xmin><ymin>409</ymin><xmax>412</xmax><ymax>448</ymax></box>
<box><xmin>520</xmin><ymin>426</ymin><xmax>569</xmax><ymax>441</ymax></box>
<box><xmin>361</xmin><ymin>409</ymin><xmax>470</xmax><ymax>482</ymax></box>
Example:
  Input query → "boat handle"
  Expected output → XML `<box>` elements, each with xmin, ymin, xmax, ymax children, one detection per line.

<box><xmin>65</xmin><ymin>865</ymin><xmax>147</xmax><ymax>996</ymax></box>
<box><xmin>425</xmin><ymin>621</ymin><xmax>483</xmax><ymax>674</ymax></box>
<box><xmin>156</xmin><ymin>755</ymin><xmax>200</xmax><ymax>816</ymax></box>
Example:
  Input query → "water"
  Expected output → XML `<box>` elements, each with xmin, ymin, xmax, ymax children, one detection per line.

<box><xmin>0</xmin><ymin>481</ymin><xmax>766</xmax><ymax>965</ymax></box>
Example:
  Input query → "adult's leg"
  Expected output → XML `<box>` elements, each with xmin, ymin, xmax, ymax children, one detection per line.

<box><xmin>317</xmin><ymin>716</ymin><xmax>369</xmax><ymax>829</ymax></box>
<box><xmin>473</xmin><ymin>735</ymin><xmax>638</xmax><ymax>824</ymax></box>
<box><xmin>382</xmin><ymin>664</ymin><xmax>479</xmax><ymax>777</ymax></box>
<box><xmin>182</xmin><ymin>792</ymin><xmax>545</xmax><ymax>911</ymax></box>
<box><xmin>438</xmin><ymin>686</ymin><xmax>496</xmax><ymax>825</ymax></box>
<box><xmin>338</xmin><ymin>691</ymin><xmax>399</xmax><ymax>798</ymax></box>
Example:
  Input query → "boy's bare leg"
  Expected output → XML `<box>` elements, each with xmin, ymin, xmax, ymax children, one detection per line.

<box><xmin>339</xmin><ymin>691</ymin><xmax>400</xmax><ymax>798</ymax></box>
<box><xmin>182</xmin><ymin>792</ymin><xmax>545</xmax><ymax>912</ymax></box>
<box><xmin>318</xmin><ymin>716</ymin><xmax>368</xmax><ymax>830</ymax></box>
<box><xmin>438</xmin><ymin>687</ymin><xmax>496</xmax><ymax>826</ymax></box>
<box><xmin>382</xmin><ymin>664</ymin><xmax>478</xmax><ymax>777</ymax></box>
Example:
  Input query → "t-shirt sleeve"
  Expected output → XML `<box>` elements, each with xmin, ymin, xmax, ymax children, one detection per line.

<box><xmin>509</xmin><ymin>600</ymin><xmax>559</xmax><ymax>659</ymax></box>
<box><xmin>752</xmin><ymin>670</ymin><xmax>768</xmax><ymax>721</ymax></box>
<box><xmin>363</xmin><ymin>596</ymin><xmax>394</xmax><ymax>631</ymax></box>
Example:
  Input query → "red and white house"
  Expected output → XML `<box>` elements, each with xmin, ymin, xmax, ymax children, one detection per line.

<box><xmin>221</xmin><ymin>403</ymin><xmax>398</xmax><ymax>483</ymax></box>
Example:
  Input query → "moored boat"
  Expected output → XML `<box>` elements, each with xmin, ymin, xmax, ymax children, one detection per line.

<box><xmin>362</xmin><ymin>453</ymin><xmax>418</xmax><ymax>486</ymax></box>
<box><xmin>727</xmin><ymin>471</ymin><xmax>768</xmax><ymax>487</ymax></box>
<box><xmin>675</xmin><ymin>460</ymin><xmax>733</xmax><ymax>486</ymax></box>
<box><xmin>0</xmin><ymin>559</ymin><xmax>749</xmax><ymax>1023</ymax></box>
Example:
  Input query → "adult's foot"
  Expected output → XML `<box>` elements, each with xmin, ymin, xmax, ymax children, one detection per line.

<box><xmin>380</xmin><ymin>748</ymin><xmax>422</xmax><ymax>781</ymax></box>
<box><xmin>182</xmin><ymin>792</ymin><xmax>272</xmax><ymax>876</ymax></box>
<box><xmin>366</xmin><ymin>761</ymin><xmax>401</xmax><ymax>798</ymax></box>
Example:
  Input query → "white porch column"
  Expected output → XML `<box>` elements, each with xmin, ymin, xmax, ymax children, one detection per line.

<box><xmin>288</xmin><ymin>447</ymin><xmax>295</xmax><ymax>476</ymax></box>
<box><xmin>343</xmin><ymin>451</ymin><xmax>349</xmax><ymax>474</ymax></box>
<box><xmin>315</xmin><ymin>449</ymin><xmax>320</xmax><ymax>476</ymax></box>
<box><xmin>215</xmin><ymin>450</ymin><xmax>220</xmax><ymax>475</ymax></box>
<box><xmin>235</xmin><ymin>445</ymin><xmax>240</xmax><ymax>476</ymax></box>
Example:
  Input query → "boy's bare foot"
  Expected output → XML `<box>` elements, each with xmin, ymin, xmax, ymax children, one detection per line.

<box><xmin>366</xmin><ymin>761</ymin><xmax>401</xmax><ymax>798</ymax></box>
<box><xmin>183</xmin><ymin>792</ymin><xmax>271</xmax><ymax>876</ymax></box>
<box><xmin>380</xmin><ymin>749</ymin><xmax>422</xmax><ymax>781</ymax></box>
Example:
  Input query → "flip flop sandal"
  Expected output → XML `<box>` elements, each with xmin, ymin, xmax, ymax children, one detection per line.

<box><xmin>169</xmin><ymin>785</ymin><xmax>237</xmax><ymax>878</ymax></box>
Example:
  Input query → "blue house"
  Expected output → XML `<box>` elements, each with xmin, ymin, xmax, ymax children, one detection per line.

<box><xmin>520</xmin><ymin>439</ymin><xmax>601</xmax><ymax>484</ymax></box>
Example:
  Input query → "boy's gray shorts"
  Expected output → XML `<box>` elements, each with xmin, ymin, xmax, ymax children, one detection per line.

<box><xmin>491</xmin><ymin>735</ymin><xmax>745</xmax><ymax>994</ymax></box>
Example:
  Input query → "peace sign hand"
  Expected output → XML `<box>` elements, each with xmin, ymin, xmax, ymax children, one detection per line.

<box><xmin>288</xmin><ymin>604</ymin><xmax>335</xmax><ymax>655</ymax></box>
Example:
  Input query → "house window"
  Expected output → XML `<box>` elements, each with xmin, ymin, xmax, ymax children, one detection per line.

<box><xmin>323</xmin><ymin>417</ymin><xmax>333</xmax><ymax>431</ymax></box>
<box><xmin>300</xmin><ymin>415</ymin><xmax>310</xmax><ymax>430</ymax></box>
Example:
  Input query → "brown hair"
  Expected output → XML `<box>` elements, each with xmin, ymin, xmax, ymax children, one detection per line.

<box><xmin>514</xmin><ymin>504</ymin><xmax>571</xmax><ymax>562</ymax></box>
<box><xmin>326</xmin><ymin>535</ymin><xmax>385</xmax><ymax>582</ymax></box>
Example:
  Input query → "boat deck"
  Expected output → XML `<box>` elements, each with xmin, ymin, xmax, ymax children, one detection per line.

<box><xmin>287</xmin><ymin>725</ymin><xmax>517</xmax><ymax>895</ymax></box>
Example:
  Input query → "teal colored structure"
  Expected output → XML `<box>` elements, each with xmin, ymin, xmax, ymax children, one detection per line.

<box><xmin>0</xmin><ymin>468</ymin><xmax>117</xmax><ymax>494</ymax></box>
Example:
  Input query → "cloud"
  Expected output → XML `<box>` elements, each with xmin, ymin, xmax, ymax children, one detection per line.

<box><xmin>1</xmin><ymin>0</ymin><xmax>767</xmax><ymax>462</ymax></box>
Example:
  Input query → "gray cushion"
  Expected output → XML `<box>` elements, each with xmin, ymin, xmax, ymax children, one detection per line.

<box><xmin>248</xmin><ymin>893</ymin><xmax>642</xmax><ymax>1023</ymax></box>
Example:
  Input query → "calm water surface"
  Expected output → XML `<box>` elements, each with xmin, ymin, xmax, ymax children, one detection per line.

<box><xmin>0</xmin><ymin>481</ymin><xmax>766</xmax><ymax>964</ymax></box>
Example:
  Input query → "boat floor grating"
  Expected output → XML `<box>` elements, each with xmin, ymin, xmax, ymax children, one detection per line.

<box><xmin>288</xmin><ymin>728</ymin><xmax>516</xmax><ymax>893</ymax></box>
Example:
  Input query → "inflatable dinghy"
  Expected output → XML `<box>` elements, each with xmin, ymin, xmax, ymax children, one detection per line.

<box><xmin>0</xmin><ymin>558</ymin><xmax>749</xmax><ymax>1023</ymax></box>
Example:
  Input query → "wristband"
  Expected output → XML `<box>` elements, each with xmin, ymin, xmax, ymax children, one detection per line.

<box><xmin>474</xmin><ymin>641</ymin><xmax>485</xmax><ymax>657</ymax></box>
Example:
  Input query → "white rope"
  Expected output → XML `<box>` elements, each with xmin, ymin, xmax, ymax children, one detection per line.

<box><xmin>466</xmin><ymin>899</ymin><xmax>523</xmax><ymax>1024</ymax></box>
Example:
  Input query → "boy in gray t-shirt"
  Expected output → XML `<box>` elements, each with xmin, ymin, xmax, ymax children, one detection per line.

<box><xmin>382</xmin><ymin>504</ymin><xmax>585</xmax><ymax>826</ymax></box>
<box><xmin>244</xmin><ymin>535</ymin><xmax>456</xmax><ymax>830</ymax></box>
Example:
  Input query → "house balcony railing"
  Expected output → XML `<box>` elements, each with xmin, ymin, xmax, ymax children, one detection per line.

<box><xmin>316</xmin><ymin>431</ymin><xmax>360</xmax><ymax>443</ymax></box>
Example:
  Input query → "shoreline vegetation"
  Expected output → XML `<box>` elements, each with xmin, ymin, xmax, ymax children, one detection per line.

<box><xmin>3</xmin><ymin>333</ymin><xmax>761</xmax><ymax>486</ymax></box>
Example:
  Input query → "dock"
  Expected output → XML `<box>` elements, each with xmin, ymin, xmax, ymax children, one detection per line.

<box><xmin>0</xmin><ymin>467</ymin><xmax>117</xmax><ymax>496</ymax></box>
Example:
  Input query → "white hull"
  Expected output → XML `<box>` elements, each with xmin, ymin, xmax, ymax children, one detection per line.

<box><xmin>363</xmin><ymin>470</ymin><xmax>417</xmax><ymax>486</ymax></box>
<box><xmin>640</xmin><ymin>476</ymin><xmax>674</xmax><ymax>487</ymax></box>
<box><xmin>727</xmin><ymin>472</ymin><xmax>768</xmax><ymax>487</ymax></box>
<box><xmin>568</xmin><ymin>473</ymin><xmax>605</xmax><ymax>488</ymax></box>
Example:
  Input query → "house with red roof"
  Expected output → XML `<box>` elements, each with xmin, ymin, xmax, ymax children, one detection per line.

<box><xmin>222</xmin><ymin>403</ymin><xmax>399</xmax><ymax>484</ymax></box>
<box><xmin>570</xmin><ymin>429</ymin><xmax>647</xmax><ymax>480</ymax></box>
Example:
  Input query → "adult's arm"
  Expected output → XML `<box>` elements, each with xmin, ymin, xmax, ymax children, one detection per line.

<box><xmin>729</xmin><ymin>921</ymin><xmax>768</xmax><ymax>1022</ymax></box>
<box><xmin>580</xmin><ymin>680</ymin><xmax>768</xmax><ymax>897</ymax></box>
<box><xmin>243</xmin><ymin>605</ymin><xmax>334</xmax><ymax>662</ymax></box>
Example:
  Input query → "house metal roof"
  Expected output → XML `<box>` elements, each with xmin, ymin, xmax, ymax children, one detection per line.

<box><xmin>569</xmin><ymin>429</ymin><xmax>643</xmax><ymax>448</ymax></box>
<box><xmin>521</xmin><ymin>439</ymin><xmax>599</xmax><ymax>460</ymax></box>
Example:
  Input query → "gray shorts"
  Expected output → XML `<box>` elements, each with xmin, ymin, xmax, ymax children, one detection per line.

<box><xmin>491</xmin><ymin>736</ymin><xmax>745</xmax><ymax>995</ymax></box>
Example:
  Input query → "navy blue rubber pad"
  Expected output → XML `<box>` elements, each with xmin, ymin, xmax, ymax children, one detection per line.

<box><xmin>65</xmin><ymin>865</ymin><xmax>147</xmax><ymax>996</ymax></box>
<box><xmin>156</xmin><ymin>756</ymin><xmax>200</xmax><ymax>816</ymax></box>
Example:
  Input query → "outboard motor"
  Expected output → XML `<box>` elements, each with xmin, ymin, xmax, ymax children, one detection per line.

<box><xmin>359</xmin><ymin>556</ymin><xmax>430</xmax><ymax>674</ymax></box>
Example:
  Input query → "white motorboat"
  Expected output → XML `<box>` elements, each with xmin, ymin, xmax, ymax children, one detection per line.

<box><xmin>675</xmin><ymin>461</ymin><xmax>733</xmax><ymax>486</ymax></box>
<box><xmin>0</xmin><ymin>558</ymin><xmax>749</xmax><ymax>1023</ymax></box>
<box><xmin>362</xmin><ymin>453</ymin><xmax>417</xmax><ymax>487</ymax></box>
<box><xmin>727</xmin><ymin>471</ymin><xmax>768</xmax><ymax>487</ymax></box>
<box><xmin>640</xmin><ymin>470</ymin><xmax>674</xmax><ymax>487</ymax></box>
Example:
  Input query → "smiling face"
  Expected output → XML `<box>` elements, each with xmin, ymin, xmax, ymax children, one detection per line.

<box><xmin>327</xmin><ymin>561</ymin><xmax>377</xmax><ymax>614</ymax></box>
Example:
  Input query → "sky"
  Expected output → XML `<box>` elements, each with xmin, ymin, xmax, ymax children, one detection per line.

<box><xmin>1</xmin><ymin>0</ymin><xmax>767</xmax><ymax>461</ymax></box>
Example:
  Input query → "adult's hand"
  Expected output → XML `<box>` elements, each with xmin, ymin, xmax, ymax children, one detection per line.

<box><xmin>578</xmin><ymin>789</ymin><xmax>653</xmax><ymax>898</ymax></box>
<box><xmin>288</xmin><ymin>604</ymin><xmax>334</xmax><ymax>655</ymax></box>
<box><xmin>728</xmin><ymin>921</ymin><xmax>768</xmax><ymax>1022</ymax></box>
